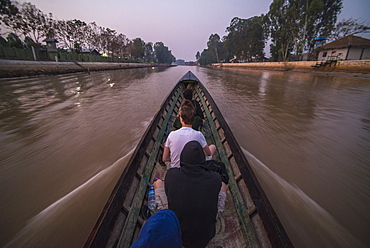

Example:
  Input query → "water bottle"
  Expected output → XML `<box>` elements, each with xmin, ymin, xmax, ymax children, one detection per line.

<box><xmin>148</xmin><ymin>184</ymin><xmax>156</xmax><ymax>210</ymax></box>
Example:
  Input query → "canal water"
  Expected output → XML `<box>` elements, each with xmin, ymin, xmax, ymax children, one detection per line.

<box><xmin>0</xmin><ymin>66</ymin><xmax>369</xmax><ymax>247</ymax></box>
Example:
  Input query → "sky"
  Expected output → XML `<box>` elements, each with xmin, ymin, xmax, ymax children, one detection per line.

<box><xmin>20</xmin><ymin>0</ymin><xmax>370</xmax><ymax>61</ymax></box>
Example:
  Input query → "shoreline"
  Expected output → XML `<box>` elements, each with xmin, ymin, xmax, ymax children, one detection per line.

<box><xmin>212</xmin><ymin>60</ymin><xmax>370</xmax><ymax>79</ymax></box>
<box><xmin>211</xmin><ymin>65</ymin><xmax>370</xmax><ymax>80</ymax></box>
<box><xmin>0</xmin><ymin>59</ymin><xmax>157</xmax><ymax>78</ymax></box>
<box><xmin>0</xmin><ymin>59</ymin><xmax>369</xmax><ymax>79</ymax></box>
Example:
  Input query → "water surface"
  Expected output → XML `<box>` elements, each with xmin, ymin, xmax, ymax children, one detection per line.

<box><xmin>0</xmin><ymin>66</ymin><xmax>369</xmax><ymax>247</ymax></box>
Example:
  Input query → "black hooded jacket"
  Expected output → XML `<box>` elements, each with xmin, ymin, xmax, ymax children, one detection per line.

<box><xmin>165</xmin><ymin>141</ymin><xmax>222</xmax><ymax>248</ymax></box>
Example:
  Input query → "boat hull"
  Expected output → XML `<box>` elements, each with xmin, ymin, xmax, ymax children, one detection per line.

<box><xmin>84</xmin><ymin>71</ymin><xmax>293</xmax><ymax>248</ymax></box>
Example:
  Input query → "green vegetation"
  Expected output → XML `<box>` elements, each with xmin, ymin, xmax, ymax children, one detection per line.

<box><xmin>154</xmin><ymin>42</ymin><xmax>176</xmax><ymax>64</ymax></box>
<box><xmin>197</xmin><ymin>0</ymin><xmax>369</xmax><ymax>64</ymax></box>
<box><xmin>0</xmin><ymin>1</ymin><xmax>175</xmax><ymax>63</ymax></box>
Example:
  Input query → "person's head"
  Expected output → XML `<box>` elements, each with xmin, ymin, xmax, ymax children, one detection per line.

<box><xmin>179</xmin><ymin>100</ymin><xmax>195</xmax><ymax>125</ymax></box>
<box><xmin>130</xmin><ymin>209</ymin><xmax>182</xmax><ymax>248</ymax></box>
<box><xmin>180</xmin><ymin>141</ymin><xmax>206</xmax><ymax>166</ymax></box>
<box><xmin>183</xmin><ymin>89</ymin><xmax>193</xmax><ymax>101</ymax></box>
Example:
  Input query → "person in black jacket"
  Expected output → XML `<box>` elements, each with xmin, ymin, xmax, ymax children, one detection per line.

<box><xmin>164</xmin><ymin>140</ymin><xmax>221</xmax><ymax>248</ymax></box>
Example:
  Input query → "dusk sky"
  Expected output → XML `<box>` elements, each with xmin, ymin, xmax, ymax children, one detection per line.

<box><xmin>21</xmin><ymin>0</ymin><xmax>370</xmax><ymax>61</ymax></box>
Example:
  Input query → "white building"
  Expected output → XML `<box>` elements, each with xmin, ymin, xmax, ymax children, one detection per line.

<box><xmin>317</xmin><ymin>35</ymin><xmax>370</xmax><ymax>61</ymax></box>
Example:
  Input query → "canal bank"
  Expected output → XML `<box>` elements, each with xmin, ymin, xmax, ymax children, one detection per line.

<box><xmin>212</xmin><ymin>60</ymin><xmax>370</xmax><ymax>78</ymax></box>
<box><xmin>0</xmin><ymin>59</ymin><xmax>156</xmax><ymax>78</ymax></box>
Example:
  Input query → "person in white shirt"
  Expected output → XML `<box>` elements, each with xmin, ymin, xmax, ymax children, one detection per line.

<box><xmin>162</xmin><ymin>100</ymin><xmax>215</xmax><ymax>168</ymax></box>
<box><xmin>156</xmin><ymin>101</ymin><xmax>227</xmax><ymax>214</ymax></box>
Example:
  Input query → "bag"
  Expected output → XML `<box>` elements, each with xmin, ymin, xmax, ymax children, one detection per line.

<box><xmin>204</xmin><ymin>160</ymin><xmax>229</xmax><ymax>184</ymax></box>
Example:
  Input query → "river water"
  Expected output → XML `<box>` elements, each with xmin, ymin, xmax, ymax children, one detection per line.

<box><xmin>0</xmin><ymin>66</ymin><xmax>369</xmax><ymax>248</ymax></box>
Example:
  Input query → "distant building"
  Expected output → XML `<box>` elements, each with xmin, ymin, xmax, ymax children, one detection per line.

<box><xmin>317</xmin><ymin>35</ymin><xmax>370</xmax><ymax>61</ymax></box>
<box><xmin>81</xmin><ymin>48</ymin><xmax>100</xmax><ymax>56</ymax></box>
<box><xmin>43</xmin><ymin>38</ymin><xmax>58</xmax><ymax>52</ymax></box>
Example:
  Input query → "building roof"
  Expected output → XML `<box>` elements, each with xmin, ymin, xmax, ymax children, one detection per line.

<box><xmin>321</xmin><ymin>35</ymin><xmax>370</xmax><ymax>49</ymax></box>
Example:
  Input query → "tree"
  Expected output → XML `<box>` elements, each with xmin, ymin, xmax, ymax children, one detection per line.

<box><xmin>225</xmin><ymin>16</ymin><xmax>266</xmax><ymax>61</ymax></box>
<box><xmin>154</xmin><ymin>42</ymin><xmax>175</xmax><ymax>64</ymax></box>
<box><xmin>2</xmin><ymin>2</ymin><xmax>52</xmax><ymax>45</ymax></box>
<box><xmin>55</xmin><ymin>19</ymin><xmax>87</xmax><ymax>51</ymax></box>
<box><xmin>131</xmin><ymin>38</ymin><xmax>145</xmax><ymax>60</ymax></box>
<box><xmin>329</xmin><ymin>18</ymin><xmax>370</xmax><ymax>41</ymax></box>
<box><xmin>195</xmin><ymin>51</ymin><xmax>200</xmax><ymax>61</ymax></box>
<box><xmin>305</xmin><ymin>0</ymin><xmax>343</xmax><ymax>54</ymax></box>
<box><xmin>43</xmin><ymin>12</ymin><xmax>56</xmax><ymax>39</ymax></box>
<box><xmin>92</xmin><ymin>25</ymin><xmax>107</xmax><ymax>54</ymax></box>
<box><xmin>18</xmin><ymin>2</ymin><xmax>46</xmax><ymax>44</ymax></box>
<box><xmin>267</xmin><ymin>0</ymin><xmax>343</xmax><ymax>61</ymax></box>
<box><xmin>221</xmin><ymin>35</ymin><xmax>234</xmax><ymax>62</ymax></box>
<box><xmin>226</xmin><ymin>17</ymin><xmax>248</xmax><ymax>60</ymax></box>
<box><xmin>144</xmin><ymin>42</ymin><xmax>154</xmax><ymax>62</ymax></box>
<box><xmin>207</xmin><ymin>34</ymin><xmax>221</xmax><ymax>62</ymax></box>
<box><xmin>83</xmin><ymin>22</ymin><xmax>99</xmax><ymax>54</ymax></box>
<box><xmin>99</xmin><ymin>27</ymin><xmax>116</xmax><ymax>55</ymax></box>
<box><xmin>69</xmin><ymin>19</ymin><xmax>87</xmax><ymax>52</ymax></box>
<box><xmin>267</xmin><ymin>0</ymin><xmax>300</xmax><ymax>61</ymax></box>
<box><xmin>0</xmin><ymin>0</ymin><xmax>19</xmax><ymax>28</ymax></box>
<box><xmin>198</xmin><ymin>48</ymin><xmax>213</xmax><ymax>65</ymax></box>
<box><xmin>197</xmin><ymin>34</ymin><xmax>224</xmax><ymax>65</ymax></box>
<box><xmin>0</xmin><ymin>0</ymin><xmax>176</xmax><ymax>63</ymax></box>
<box><xmin>115</xmin><ymin>33</ymin><xmax>128</xmax><ymax>57</ymax></box>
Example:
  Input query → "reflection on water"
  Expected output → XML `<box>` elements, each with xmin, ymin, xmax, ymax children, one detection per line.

<box><xmin>0</xmin><ymin>66</ymin><xmax>369</xmax><ymax>247</ymax></box>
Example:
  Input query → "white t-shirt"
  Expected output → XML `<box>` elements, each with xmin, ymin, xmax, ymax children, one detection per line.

<box><xmin>165</xmin><ymin>127</ymin><xmax>207</xmax><ymax>168</ymax></box>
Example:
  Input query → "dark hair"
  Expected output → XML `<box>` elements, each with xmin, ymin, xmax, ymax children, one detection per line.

<box><xmin>180</xmin><ymin>100</ymin><xmax>195</xmax><ymax>125</ymax></box>
<box><xmin>183</xmin><ymin>89</ymin><xmax>193</xmax><ymax>101</ymax></box>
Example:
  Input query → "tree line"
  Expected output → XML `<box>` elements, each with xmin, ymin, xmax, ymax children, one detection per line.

<box><xmin>0</xmin><ymin>0</ymin><xmax>175</xmax><ymax>63</ymax></box>
<box><xmin>197</xmin><ymin>0</ymin><xmax>369</xmax><ymax>65</ymax></box>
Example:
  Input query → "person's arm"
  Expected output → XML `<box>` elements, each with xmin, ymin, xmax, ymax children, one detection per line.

<box><xmin>162</xmin><ymin>146</ymin><xmax>171</xmax><ymax>162</ymax></box>
<box><xmin>203</xmin><ymin>145</ymin><xmax>212</xmax><ymax>156</ymax></box>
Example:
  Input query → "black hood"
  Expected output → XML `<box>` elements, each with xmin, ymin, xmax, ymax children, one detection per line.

<box><xmin>180</xmin><ymin>141</ymin><xmax>206</xmax><ymax>168</ymax></box>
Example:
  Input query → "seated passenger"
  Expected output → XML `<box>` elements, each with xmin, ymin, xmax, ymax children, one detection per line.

<box><xmin>163</xmin><ymin>100</ymin><xmax>216</xmax><ymax>168</ymax></box>
<box><xmin>183</xmin><ymin>88</ymin><xmax>204</xmax><ymax>120</ymax></box>
<box><xmin>173</xmin><ymin>88</ymin><xmax>204</xmax><ymax>131</ymax></box>
<box><xmin>165</xmin><ymin>141</ymin><xmax>222</xmax><ymax>248</ymax></box>
<box><xmin>130</xmin><ymin>209</ymin><xmax>182</xmax><ymax>248</ymax></box>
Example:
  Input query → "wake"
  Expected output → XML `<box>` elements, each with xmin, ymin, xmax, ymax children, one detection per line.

<box><xmin>5</xmin><ymin>148</ymin><xmax>135</xmax><ymax>248</ymax></box>
<box><xmin>242</xmin><ymin>148</ymin><xmax>365</xmax><ymax>248</ymax></box>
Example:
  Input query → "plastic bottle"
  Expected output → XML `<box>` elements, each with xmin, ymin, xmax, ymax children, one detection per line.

<box><xmin>148</xmin><ymin>184</ymin><xmax>156</xmax><ymax>210</ymax></box>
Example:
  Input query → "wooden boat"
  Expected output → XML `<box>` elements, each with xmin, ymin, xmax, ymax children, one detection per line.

<box><xmin>84</xmin><ymin>71</ymin><xmax>293</xmax><ymax>248</ymax></box>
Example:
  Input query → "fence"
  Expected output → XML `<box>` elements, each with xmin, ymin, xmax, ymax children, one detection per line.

<box><xmin>0</xmin><ymin>46</ymin><xmax>136</xmax><ymax>63</ymax></box>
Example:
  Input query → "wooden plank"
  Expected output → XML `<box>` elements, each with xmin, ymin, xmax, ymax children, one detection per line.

<box><xmin>117</xmin><ymin>87</ymin><xmax>182</xmax><ymax>248</ymax></box>
<box><xmin>194</xmin><ymin>86</ymin><xmax>259</xmax><ymax>247</ymax></box>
